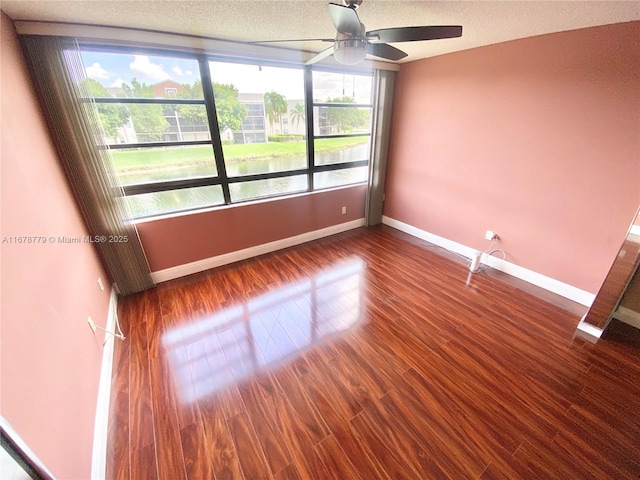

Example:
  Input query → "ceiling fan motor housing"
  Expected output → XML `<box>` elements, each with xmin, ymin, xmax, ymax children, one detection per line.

<box><xmin>344</xmin><ymin>0</ymin><xmax>363</xmax><ymax>8</ymax></box>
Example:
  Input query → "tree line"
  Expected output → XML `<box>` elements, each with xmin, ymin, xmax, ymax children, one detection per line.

<box><xmin>84</xmin><ymin>79</ymin><xmax>368</xmax><ymax>143</ymax></box>
<box><xmin>84</xmin><ymin>78</ymin><xmax>247</xmax><ymax>142</ymax></box>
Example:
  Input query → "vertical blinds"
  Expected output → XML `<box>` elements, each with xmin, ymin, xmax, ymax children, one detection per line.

<box><xmin>21</xmin><ymin>35</ymin><xmax>154</xmax><ymax>295</ymax></box>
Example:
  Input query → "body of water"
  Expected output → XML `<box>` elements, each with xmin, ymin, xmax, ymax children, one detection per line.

<box><xmin>123</xmin><ymin>143</ymin><xmax>369</xmax><ymax>218</ymax></box>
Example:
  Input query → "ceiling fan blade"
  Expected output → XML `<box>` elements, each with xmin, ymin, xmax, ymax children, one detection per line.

<box><xmin>367</xmin><ymin>26</ymin><xmax>463</xmax><ymax>43</ymax></box>
<box><xmin>305</xmin><ymin>46</ymin><xmax>336</xmax><ymax>66</ymax></box>
<box><xmin>328</xmin><ymin>3</ymin><xmax>362</xmax><ymax>36</ymax></box>
<box><xmin>366</xmin><ymin>42</ymin><xmax>407</xmax><ymax>61</ymax></box>
<box><xmin>249</xmin><ymin>38</ymin><xmax>334</xmax><ymax>44</ymax></box>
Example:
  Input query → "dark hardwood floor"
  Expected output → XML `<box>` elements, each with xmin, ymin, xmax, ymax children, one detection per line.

<box><xmin>106</xmin><ymin>225</ymin><xmax>640</xmax><ymax>479</ymax></box>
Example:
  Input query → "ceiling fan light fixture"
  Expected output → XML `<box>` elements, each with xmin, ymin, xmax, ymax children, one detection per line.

<box><xmin>333</xmin><ymin>38</ymin><xmax>367</xmax><ymax>65</ymax></box>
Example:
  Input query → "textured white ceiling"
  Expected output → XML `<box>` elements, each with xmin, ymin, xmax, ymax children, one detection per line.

<box><xmin>2</xmin><ymin>1</ymin><xmax>639</xmax><ymax>63</ymax></box>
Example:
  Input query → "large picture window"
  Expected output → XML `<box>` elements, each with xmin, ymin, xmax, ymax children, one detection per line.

<box><xmin>81</xmin><ymin>46</ymin><xmax>373</xmax><ymax>219</ymax></box>
<box><xmin>209</xmin><ymin>61</ymin><xmax>308</xmax><ymax>200</ymax></box>
<box><xmin>311</xmin><ymin>71</ymin><xmax>372</xmax><ymax>189</ymax></box>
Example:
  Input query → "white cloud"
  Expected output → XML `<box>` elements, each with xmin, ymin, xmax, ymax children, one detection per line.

<box><xmin>129</xmin><ymin>55</ymin><xmax>171</xmax><ymax>82</ymax></box>
<box><xmin>110</xmin><ymin>78</ymin><xmax>126</xmax><ymax>88</ymax></box>
<box><xmin>172</xmin><ymin>66</ymin><xmax>194</xmax><ymax>77</ymax></box>
<box><xmin>86</xmin><ymin>62</ymin><xmax>109</xmax><ymax>80</ymax></box>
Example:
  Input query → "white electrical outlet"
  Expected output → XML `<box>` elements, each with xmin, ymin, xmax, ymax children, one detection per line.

<box><xmin>341</xmin><ymin>206</ymin><xmax>347</xmax><ymax>214</ymax></box>
<box><xmin>485</xmin><ymin>230</ymin><xmax>498</xmax><ymax>241</ymax></box>
<box><xmin>97</xmin><ymin>278</ymin><xmax>104</xmax><ymax>292</ymax></box>
<box><xmin>88</xmin><ymin>316</ymin><xmax>97</xmax><ymax>334</ymax></box>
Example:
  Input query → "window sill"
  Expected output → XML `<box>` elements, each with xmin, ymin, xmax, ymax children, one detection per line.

<box><xmin>133</xmin><ymin>182</ymin><xmax>367</xmax><ymax>225</ymax></box>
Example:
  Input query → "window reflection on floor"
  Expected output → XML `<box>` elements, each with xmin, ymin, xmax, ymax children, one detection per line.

<box><xmin>163</xmin><ymin>257</ymin><xmax>365</xmax><ymax>403</ymax></box>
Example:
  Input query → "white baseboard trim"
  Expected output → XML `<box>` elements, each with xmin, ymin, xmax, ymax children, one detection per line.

<box><xmin>613</xmin><ymin>306</ymin><xmax>640</xmax><ymax>329</ymax></box>
<box><xmin>151</xmin><ymin>218</ymin><xmax>366</xmax><ymax>284</ymax></box>
<box><xmin>577</xmin><ymin>315</ymin><xmax>604</xmax><ymax>338</ymax></box>
<box><xmin>91</xmin><ymin>287</ymin><xmax>119</xmax><ymax>480</ymax></box>
<box><xmin>382</xmin><ymin>216</ymin><xmax>596</xmax><ymax>307</ymax></box>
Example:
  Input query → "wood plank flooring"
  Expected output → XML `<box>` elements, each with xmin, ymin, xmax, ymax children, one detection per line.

<box><xmin>107</xmin><ymin>225</ymin><xmax>640</xmax><ymax>479</ymax></box>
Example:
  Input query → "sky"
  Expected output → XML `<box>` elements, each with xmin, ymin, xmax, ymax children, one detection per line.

<box><xmin>80</xmin><ymin>50</ymin><xmax>372</xmax><ymax>103</ymax></box>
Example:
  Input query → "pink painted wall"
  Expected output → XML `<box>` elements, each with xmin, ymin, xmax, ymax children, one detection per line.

<box><xmin>1</xmin><ymin>13</ymin><xmax>111</xmax><ymax>479</ymax></box>
<box><xmin>138</xmin><ymin>185</ymin><xmax>366</xmax><ymax>271</ymax></box>
<box><xmin>385</xmin><ymin>22</ymin><xmax>640</xmax><ymax>294</ymax></box>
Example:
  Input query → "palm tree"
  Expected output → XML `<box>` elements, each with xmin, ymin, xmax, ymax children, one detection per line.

<box><xmin>290</xmin><ymin>103</ymin><xmax>305</xmax><ymax>132</ymax></box>
<box><xmin>263</xmin><ymin>91</ymin><xmax>287</xmax><ymax>134</ymax></box>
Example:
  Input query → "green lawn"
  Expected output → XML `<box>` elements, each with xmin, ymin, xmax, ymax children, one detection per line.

<box><xmin>111</xmin><ymin>136</ymin><xmax>368</xmax><ymax>170</ymax></box>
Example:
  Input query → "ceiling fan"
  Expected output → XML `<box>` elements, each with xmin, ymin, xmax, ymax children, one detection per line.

<box><xmin>252</xmin><ymin>0</ymin><xmax>462</xmax><ymax>66</ymax></box>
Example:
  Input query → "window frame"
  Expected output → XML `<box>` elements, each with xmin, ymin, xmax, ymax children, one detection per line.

<box><xmin>81</xmin><ymin>43</ymin><xmax>373</xmax><ymax>219</ymax></box>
